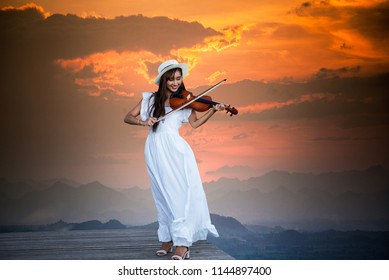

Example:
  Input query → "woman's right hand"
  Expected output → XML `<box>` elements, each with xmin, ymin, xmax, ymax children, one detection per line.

<box><xmin>143</xmin><ymin>117</ymin><xmax>158</xmax><ymax>127</ymax></box>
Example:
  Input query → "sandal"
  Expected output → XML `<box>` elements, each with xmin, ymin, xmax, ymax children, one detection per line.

<box><xmin>155</xmin><ymin>241</ymin><xmax>173</xmax><ymax>257</ymax></box>
<box><xmin>171</xmin><ymin>246</ymin><xmax>190</xmax><ymax>260</ymax></box>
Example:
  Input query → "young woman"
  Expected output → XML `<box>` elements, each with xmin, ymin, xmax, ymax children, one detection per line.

<box><xmin>124</xmin><ymin>60</ymin><xmax>224</xmax><ymax>260</ymax></box>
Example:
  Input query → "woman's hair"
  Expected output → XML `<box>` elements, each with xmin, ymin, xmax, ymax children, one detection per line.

<box><xmin>149</xmin><ymin>68</ymin><xmax>185</xmax><ymax>132</ymax></box>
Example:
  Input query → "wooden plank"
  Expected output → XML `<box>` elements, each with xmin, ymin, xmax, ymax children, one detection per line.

<box><xmin>0</xmin><ymin>228</ymin><xmax>234</xmax><ymax>260</ymax></box>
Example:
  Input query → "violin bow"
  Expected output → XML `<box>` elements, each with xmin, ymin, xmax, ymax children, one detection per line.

<box><xmin>156</xmin><ymin>79</ymin><xmax>227</xmax><ymax>123</ymax></box>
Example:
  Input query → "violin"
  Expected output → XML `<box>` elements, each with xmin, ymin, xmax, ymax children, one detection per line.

<box><xmin>169</xmin><ymin>88</ymin><xmax>238</xmax><ymax>116</ymax></box>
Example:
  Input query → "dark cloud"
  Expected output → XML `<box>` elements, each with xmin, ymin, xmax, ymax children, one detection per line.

<box><xmin>223</xmin><ymin>71</ymin><xmax>389</xmax><ymax>129</ymax></box>
<box><xmin>347</xmin><ymin>1</ymin><xmax>389</xmax><ymax>43</ymax></box>
<box><xmin>312</xmin><ymin>66</ymin><xmax>361</xmax><ymax>80</ymax></box>
<box><xmin>339</xmin><ymin>42</ymin><xmax>352</xmax><ymax>50</ymax></box>
<box><xmin>301</xmin><ymin>2</ymin><xmax>311</xmax><ymax>8</ymax></box>
<box><xmin>0</xmin><ymin>6</ymin><xmax>219</xmax><ymax>60</ymax></box>
<box><xmin>293</xmin><ymin>0</ymin><xmax>339</xmax><ymax>18</ymax></box>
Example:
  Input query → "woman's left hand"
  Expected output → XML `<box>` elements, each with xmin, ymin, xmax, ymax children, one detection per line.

<box><xmin>213</xmin><ymin>104</ymin><xmax>225</xmax><ymax>112</ymax></box>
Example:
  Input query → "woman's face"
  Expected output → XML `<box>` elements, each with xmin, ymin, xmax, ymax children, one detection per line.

<box><xmin>166</xmin><ymin>69</ymin><xmax>182</xmax><ymax>93</ymax></box>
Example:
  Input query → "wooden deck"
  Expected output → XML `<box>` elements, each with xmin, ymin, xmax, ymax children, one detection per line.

<box><xmin>0</xmin><ymin>228</ymin><xmax>234</xmax><ymax>260</ymax></box>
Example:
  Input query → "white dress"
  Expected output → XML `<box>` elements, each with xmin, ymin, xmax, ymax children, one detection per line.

<box><xmin>140</xmin><ymin>92</ymin><xmax>219</xmax><ymax>247</ymax></box>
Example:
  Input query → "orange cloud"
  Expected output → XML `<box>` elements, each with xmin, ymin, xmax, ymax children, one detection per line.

<box><xmin>207</xmin><ymin>71</ymin><xmax>227</xmax><ymax>83</ymax></box>
<box><xmin>55</xmin><ymin>23</ymin><xmax>251</xmax><ymax>98</ymax></box>
<box><xmin>1</xmin><ymin>3</ymin><xmax>50</xmax><ymax>17</ymax></box>
<box><xmin>56</xmin><ymin>50</ymin><xmax>164</xmax><ymax>98</ymax></box>
<box><xmin>56</xmin><ymin>52</ymin><xmax>155</xmax><ymax>98</ymax></box>
<box><xmin>172</xmin><ymin>24</ymin><xmax>250</xmax><ymax>68</ymax></box>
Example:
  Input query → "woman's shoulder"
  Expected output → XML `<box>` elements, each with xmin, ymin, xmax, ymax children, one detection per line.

<box><xmin>140</xmin><ymin>92</ymin><xmax>154</xmax><ymax>120</ymax></box>
<box><xmin>141</xmin><ymin>92</ymin><xmax>154</xmax><ymax>109</ymax></box>
<box><xmin>142</xmin><ymin>92</ymin><xmax>154</xmax><ymax>100</ymax></box>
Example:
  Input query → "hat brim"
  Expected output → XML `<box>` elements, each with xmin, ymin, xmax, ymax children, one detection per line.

<box><xmin>154</xmin><ymin>63</ymin><xmax>188</xmax><ymax>85</ymax></box>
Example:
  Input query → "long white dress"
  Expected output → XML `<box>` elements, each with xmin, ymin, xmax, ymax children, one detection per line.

<box><xmin>140</xmin><ymin>92</ymin><xmax>219</xmax><ymax>247</ymax></box>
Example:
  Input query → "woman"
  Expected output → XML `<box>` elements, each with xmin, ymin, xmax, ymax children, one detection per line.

<box><xmin>124</xmin><ymin>60</ymin><xmax>224</xmax><ymax>260</ymax></box>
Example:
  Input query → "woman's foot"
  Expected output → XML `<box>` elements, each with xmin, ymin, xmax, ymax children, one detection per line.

<box><xmin>171</xmin><ymin>246</ymin><xmax>190</xmax><ymax>260</ymax></box>
<box><xmin>155</xmin><ymin>241</ymin><xmax>173</xmax><ymax>256</ymax></box>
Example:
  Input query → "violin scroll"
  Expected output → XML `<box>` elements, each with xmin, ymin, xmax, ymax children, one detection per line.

<box><xmin>224</xmin><ymin>105</ymin><xmax>238</xmax><ymax>116</ymax></box>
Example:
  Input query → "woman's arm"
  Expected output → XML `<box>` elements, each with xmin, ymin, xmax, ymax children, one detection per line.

<box><xmin>124</xmin><ymin>99</ymin><xmax>157</xmax><ymax>127</ymax></box>
<box><xmin>124</xmin><ymin>100</ymin><xmax>144</xmax><ymax>126</ymax></box>
<box><xmin>188</xmin><ymin>104</ymin><xmax>225</xmax><ymax>129</ymax></box>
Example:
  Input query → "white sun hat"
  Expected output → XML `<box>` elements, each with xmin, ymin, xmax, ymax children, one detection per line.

<box><xmin>154</xmin><ymin>59</ymin><xmax>189</xmax><ymax>85</ymax></box>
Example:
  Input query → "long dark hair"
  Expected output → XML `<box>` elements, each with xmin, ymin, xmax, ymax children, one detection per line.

<box><xmin>149</xmin><ymin>68</ymin><xmax>186</xmax><ymax>132</ymax></box>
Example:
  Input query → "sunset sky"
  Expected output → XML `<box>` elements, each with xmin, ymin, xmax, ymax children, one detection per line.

<box><xmin>1</xmin><ymin>0</ymin><xmax>388</xmax><ymax>188</ymax></box>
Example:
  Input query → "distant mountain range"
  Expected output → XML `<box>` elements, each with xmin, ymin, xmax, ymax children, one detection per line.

<box><xmin>1</xmin><ymin>165</ymin><xmax>388</xmax><ymax>231</ymax></box>
<box><xmin>0</xmin><ymin>219</ymin><xmax>127</xmax><ymax>233</ymax></box>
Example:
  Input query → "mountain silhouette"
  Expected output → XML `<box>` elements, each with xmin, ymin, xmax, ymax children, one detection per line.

<box><xmin>72</xmin><ymin>219</ymin><xmax>126</xmax><ymax>230</ymax></box>
<box><xmin>0</xmin><ymin>180</ymin><xmax>156</xmax><ymax>225</ymax></box>
<box><xmin>1</xmin><ymin>166</ymin><xmax>388</xmax><ymax>230</ymax></box>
